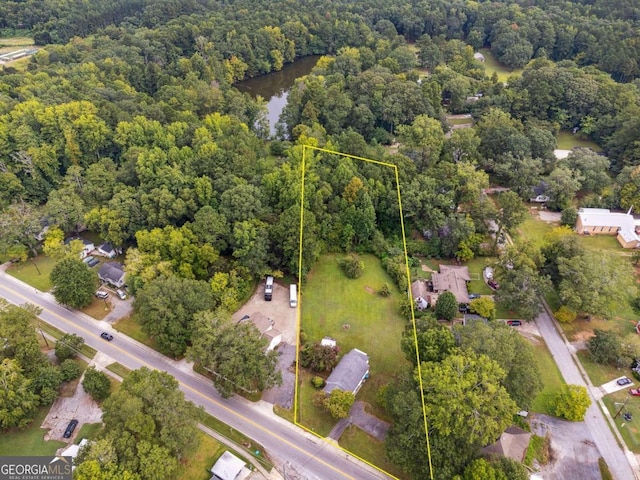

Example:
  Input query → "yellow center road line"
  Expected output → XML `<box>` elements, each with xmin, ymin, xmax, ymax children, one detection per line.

<box><xmin>0</xmin><ymin>282</ymin><xmax>356</xmax><ymax>480</ymax></box>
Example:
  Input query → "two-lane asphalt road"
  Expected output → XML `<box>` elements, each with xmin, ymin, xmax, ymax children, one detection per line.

<box><xmin>0</xmin><ymin>272</ymin><xmax>391</xmax><ymax>480</ymax></box>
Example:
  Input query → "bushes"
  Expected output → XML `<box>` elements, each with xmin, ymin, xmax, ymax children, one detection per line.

<box><xmin>379</xmin><ymin>283</ymin><xmax>391</xmax><ymax>296</ymax></box>
<box><xmin>60</xmin><ymin>359</ymin><xmax>82</xmax><ymax>381</ymax></box>
<box><xmin>553</xmin><ymin>385</ymin><xmax>590</xmax><ymax>421</ymax></box>
<box><xmin>300</xmin><ymin>343</ymin><xmax>340</xmax><ymax>372</ymax></box>
<box><xmin>381</xmin><ymin>254</ymin><xmax>408</xmax><ymax>292</ymax></box>
<box><xmin>435</xmin><ymin>291</ymin><xmax>457</xmax><ymax>321</ymax></box>
<box><xmin>311</xmin><ymin>376</ymin><xmax>325</xmax><ymax>388</ymax></box>
<box><xmin>554</xmin><ymin>306</ymin><xmax>577</xmax><ymax>323</ymax></box>
<box><xmin>339</xmin><ymin>254</ymin><xmax>364</xmax><ymax>278</ymax></box>
<box><xmin>82</xmin><ymin>367</ymin><xmax>111</xmax><ymax>401</ymax></box>
<box><xmin>312</xmin><ymin>389</ymin><xmax>355</xmax><ymax>419</ymax></box>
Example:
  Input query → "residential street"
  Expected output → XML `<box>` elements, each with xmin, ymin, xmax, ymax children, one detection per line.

<box><xmin>0</xmin><ymin>270</ymin><xmax>391</xmax><ymax>480</ymax></box>
<box><xmin>535</xmin><ymin>305</ymin><xmax>638</xmax><ymax>480</ymax></box>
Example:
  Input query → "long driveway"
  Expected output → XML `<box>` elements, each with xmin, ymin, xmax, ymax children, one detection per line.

<box><xmin>0</xmin><ymin>271</ymin><xmax>391</xmax><ymax>480</ymax></box>
<box><xmin>535</xmin><ymin>305</ymin><xmax>638</xmax><ymax>480</ymax></box>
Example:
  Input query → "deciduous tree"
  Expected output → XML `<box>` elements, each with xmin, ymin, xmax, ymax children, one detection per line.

<box><xmin>553</xmin><ymin>385</ymin><xmax>590</xmax><ymax>421</ymax></box>
<box><xmin>50</xmin><ymin>257</ymin><xmax>97</xmax><ymax>308</ymax></box>
<box><xmin>435</xmin><ymin>291</ymin><xmax>457</xmax><ymax>321</ymax></box>
<box><xmin>82</xmin><ymin>367</ymin><xmax>111</xmax><ymax>401</ymax></box>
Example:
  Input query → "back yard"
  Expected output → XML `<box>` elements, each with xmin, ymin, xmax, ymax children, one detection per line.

<box><xmin>298</xmin><ymin>253</ymin><xmax>409</xmax><ymax>427</ymax></box>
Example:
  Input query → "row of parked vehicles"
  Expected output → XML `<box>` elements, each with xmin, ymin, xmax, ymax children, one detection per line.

<box><xmin>264</xmin><ymin>276</ymin><xmax>297</xmax><ymax>307</ymax></box>
<box><xmin>95</xmin><ymin>288</ymin><xmax>127</xmax><ymax>300</ymax></box>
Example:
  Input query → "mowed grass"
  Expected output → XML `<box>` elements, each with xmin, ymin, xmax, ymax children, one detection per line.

<box><xmin>0</xmin><ymin>37</ymin><xmax>34</xmax><ymax>47</ymax></box>
<box><xmin>603</xmin><ymin>391</ymin><xmax>640</xmax><ymax>453</ymax></box>
<box><xmin>80</xmin><ymin>297</ymin><xmax>112</xmax><ymax>320</ymax></box>
<box><xmin>479</xmin><ymin>48</ymin><xmax>523</xmax><ymax>82</ymax></box>
<box><xmin>7</xmin><ymin>255</ymin><xmax>57</xmax><ymax>291</ymax></box>
<box><xmin>576</xmin><ymin>350</ymin><xmax>627</xmax><ymax>386</ymax></box>
<box><xmin>531</xmin><ymin>341</ymin><xmax>566</xmax><ymax>415</ymax></box>
<box><xmin>301</xmin><ymin>253</ymin><xmax>409</xmax><ymax>405</ymax></box>
<box><xmin>0</xmin><ymin>406</ymin><xmax>66</xmax><ymax>456</ymax></box>
<box><xmin>114</xmin><ymin>315</ymin><xmax>157</xmax><ymax>350</ymax></box>
<box><xmin>556</xmin><ymin>131</ymin><xmax>603</xmax><ymax>151</ymax></box>
<box><xmin>514</xmin><ymin>213</ymin><xmax>556</xmax><ymax>248</ymax></box>
<box><xmin>176</xmin><ymin>432</ymin><xmax>226</xmax><ymax>480</ymax></box>
<box><xmin>75</xmin><ymin>423</ymin><xmax>103</xmax><ymax>442</ymax></box>
<box><xmin>297</xmin><ymin>371</ymin><xmax>339</xmax><ymax>437</ymax></box>
<box><xmin>338</xmin><ymin>426</ymin><xmax>409</xmax><ymax>480</ymax></box>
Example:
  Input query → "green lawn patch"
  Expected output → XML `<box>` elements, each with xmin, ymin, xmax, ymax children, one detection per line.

<box><xmin>514</xmin><ymin>213</ymin><xmax>555</xmax><ymax>248</ymax></box>
<box><xmin>176</xmin><ymin>431</ymin><xmax>226</xmax><ymax>480</ymax></box>
<box><xmin>0</xmin><ymin>406</ymin><xmax>66</xmax><ymax>456</ymax></box>
<box><xmin>479</xmin><ymin>48</ymin><xmax>523</xmax><ymax>82</ymax></box>
<box><xmin>7</xmin><ymin>256</ymin><xmax>57</xmax><ymax>291</ymax></box>
<box><xmin>556</xmin><ymin>131</ymin><xmax>602</xmax><ymax>151</ymax></box>
<box><xmin>524</xmin><ymin>434</ymin><xmax>550</xmax><ymax>468</ymax></box>
<box><xmin>338</xmin><ymin>425</ymin><xmax>409</xmax><ymax>479</ymax></box>
<box><xmin>531</xmin><ymin>342</ymin><xmax>566</xmax><ymax>415</ymax></box>
<box><xmin>200</xmin><ymin>414</ymin><xmax>272</xmax><ymax>471</ymax></box>
<box><xmin>106</xmin><ymin>362</ymin><xmax>131</xmax><ymax>379</ymax></box>
<box><xmin>297</xmin><ymin>370</ymin><xmax>338</xmax><ymax>437</ymax></box>
<box><xmin>602</xmin><ymin>390</ymin><xmax>640</xmax><ymax>453</ymax></box>
<box><xmin>300</xmin><ymin>253</ymin><xmax>409</xmax><ymax>409</ymax></box>
<box><xmin>75</xmin><ymin>423</ymin><xmax>102</xmax><ymax>442</ymax></box>
<box><xmin>599</xmin><ymin>457</ymin><xmax>614</xmax><ymax>480</ymax></box>
<box><xmin>60</xmin><ymin>359</ymin><xmax>89</xmax><ymax>397</ymax></box>
<box><xmin>578</xmin><ymin>234</ymin><xmax>625</xmax><ymax>253</ymax></box>
<box><xmin>0</xmin><ymin>37</ymin><xmax>34</xmax><ymax>47</ymax></box>
<box><xmin>447</xmin><ymin>118</ymin><xmax>473</xmax><ymax>126</ymax></box>
<box><xmin>113</xmin><ymin>315</ymin><xmax>157</xmax><ymax>350</ymax></box>
<box><xmin>576</xmin><ymin>350</ymin><xmax>626</xmax><ymax>386</ymax></box>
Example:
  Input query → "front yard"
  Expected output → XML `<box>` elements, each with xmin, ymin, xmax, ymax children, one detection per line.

<box><xmin>6</xmin><ymin>255</ymin><xmax>57</xmax><ymax>291</ymax></box>
<box><xmin>0</xmin><ymin>407</ymin><xmax>66</xmax><ymax>456</ymax></box>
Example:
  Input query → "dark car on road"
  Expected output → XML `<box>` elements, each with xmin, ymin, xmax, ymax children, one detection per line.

<box><xmin>100</xmin><ymin>332</ymin><xmax>113</xmax><ymax>341</ymax></box>
<box><xmin>63</xmin><ymin>419</ymin><xmax>78</xmax><ymax>438</ymax></box>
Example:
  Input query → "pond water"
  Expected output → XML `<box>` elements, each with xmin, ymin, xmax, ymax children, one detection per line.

<box><xmin>235</xmin><ymin>55</ymin><xmax>320</xmax><ymax>136</ymax></box>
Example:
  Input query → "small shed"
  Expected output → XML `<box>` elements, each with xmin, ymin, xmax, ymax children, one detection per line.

<box><xmin>411</xmin><ymin>280</ymin><xmax>429</xmax><ymax>310</ymax></box>
<box><xmin>321</xmin><ymin>337</ymin><xmax>337</xmax><ymax>348</ymax></box>
<box><xmin>474</xmin><ymin>52</ymin><xmax>485</xmax><ymax>62</ymax></box>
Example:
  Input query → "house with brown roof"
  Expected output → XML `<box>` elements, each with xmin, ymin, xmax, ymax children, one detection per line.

<box><xmin>480</xmin><ymin>425</ymin><xmax>532</xmax><ymax>462</ymax></box>
<box><xmin>238</xmin><ymin>312</ymin><xmax>282</xmax><ymax>351</ymax></box>
<box><xmin>431</xmin><ymin>265</ymin><xmax>471</xmax><ymax>304</ymax></box>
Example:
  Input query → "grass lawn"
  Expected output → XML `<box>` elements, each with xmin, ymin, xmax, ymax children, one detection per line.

<box><xmin>80</xmin><ymin>297</ymin><xmax>112</xmax><ymax>320</ymax></box>
<box><xmin>297</xmin><ymin>371</ymin><xmax>339</xmax><ymax>437</ymax></box>
<box><xmin>106</xmin><ymin>362</ymin><xmax>131</xmax><ymax>379</ymax></box>
<box><xmin>75</xmin><ymin>423</ymin><xmax>102</xmax><ymax>442</ymax></box>
<box><xmin>0</xmin><ymin>37</ymin><xmax>34</xmax><ymax>47</ymax></box>
<box><xmin>602</xmin><ymin>391</ymin><xmax>640</xmax><ymax>453</ymax></box>
<box><xmin>531</xmin><ymin>342</ymin><xmax>566</xmax><ymax>415</ymax></box>
<box><xmin>300</xmin><ymin>253</ymin><xmax>409</xmax><ymax>410</ymax></box>
<box><xmin>514</xmin><ymin>213</ymin><xmax>555</xmax><ymax>248</ymax></box>
<box><xmin>577</xmin><ymin>234</ymin><xmax>627</xmax><ymax>253</ymax></box>
<box><xmin>33</xmin><ymin>320</ymin><xmax>97</xmax><ymax>359</ymax></box>
<box><xmin>7</xmin><ymin>255</ymin><xmax>57</xmax><ymax>291</ymax></box>
<box><xmin>576</xmin><ymin>350</ymin><xmax>627</xmax><ymax>386</ymax></box>
<box><xmin>447</xmin><ymin>118</ymin><xmax>473</xmax><ymax>126</ymax></box>
<box><xmin>176</xmin><ymin>431</ymin><xmax>225</xmax><ymax>480</ymax></box>
<box><xmin>556</xmin><ymin>131</ymin><xmax>602</xmax><ymax>151</ymax></box>
<box><xmin>464</xmin><ymin>256</ymin><xmax>496</xmax><ymax>295</ymax></box>
<box><xmin>0</xmin><ymin>406</ymin><xmax>66</xmax><ymax>456</ymax></box>
<box><xmin>114</xmin><ymin>315</ymin><xmax>157</xmax><ymax>350</ymax></box>
<box><xmin>338</xmin><ymin>426</ymin><xmax>408</xmax><ymax>480</ymax></box>
<box><xmin>479</xmin><ymin>48</ymin><xmax>523</xmax><ymax>82</ymax></box>
<box><xmin>524</xmin><ymin>434</ymin><xmax>550</xmax><ymax>468</ymax></box>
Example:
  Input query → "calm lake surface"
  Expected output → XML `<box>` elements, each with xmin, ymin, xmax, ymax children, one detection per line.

<box><xmin>236</xmin><ymin>55</ymin><xmax>320</xmax><ymax>135</ymax></box>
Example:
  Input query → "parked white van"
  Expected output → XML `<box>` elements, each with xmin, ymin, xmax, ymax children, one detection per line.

<box><xmin>290</xmin><ymin>284</ymin><xmax>297</xmax><ymax>308</ymax></box>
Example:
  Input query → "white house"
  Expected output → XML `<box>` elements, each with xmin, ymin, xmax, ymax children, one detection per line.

<box><xmin>96</xmin><ymin>242</ymin><xmax>117</xmax><ymax>258</ymax></box>
<box><xmin>64</xmin><ymin>237</ymin><xmax>94</xmax><ymax>259</ymax></box>
<box><xmin>210</xmin><ymin>451</ymin><xmax>250</xmax><ymax>480</ymax></box>
<box><xmin>323</xmin><ymin>348</ymin><xmax>370</xmax><ymax>396</ymax></box>
<box><xmin>575</xmin><ymin>208</ymin><xmax>640</xmax><ymax>248</ymax></box>
<box><xmin>98</xmin><ymin>262</ymin><xmax>126</xmax><ymax>288</ymax></box>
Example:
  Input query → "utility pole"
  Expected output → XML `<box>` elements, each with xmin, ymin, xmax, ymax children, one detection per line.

<box><xmin>614</xmin><ymin>396</ymin><xmax>630</xmax><ymax>419</ymax></box>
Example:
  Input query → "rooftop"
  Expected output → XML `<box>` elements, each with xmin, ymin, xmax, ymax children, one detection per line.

<box><xmin>431</xmin><ymin>265</ymin><xmax>471</xmax><ymax>303</ymax></box>
<box><xmin>324</xmin><ymin>348</ymin><xmax>369</xmax><ymax>395</ymax></box>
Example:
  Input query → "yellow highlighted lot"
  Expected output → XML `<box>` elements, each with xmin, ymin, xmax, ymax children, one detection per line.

<box><xmin>294</xmin><ymin>145</ymin><xmax>434</xmax><ymax>479</ymax></box>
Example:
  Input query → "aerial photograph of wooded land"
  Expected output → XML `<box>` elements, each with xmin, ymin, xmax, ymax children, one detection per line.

<box><xmin>1</xmin><ymin>0</ymin><xmax>640</xmax><ymax>479</ymax></box>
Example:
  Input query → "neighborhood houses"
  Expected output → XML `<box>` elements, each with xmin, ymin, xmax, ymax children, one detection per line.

<box><xmin>323</xmin><ymin>348</ymin><xmax>370</xmax><ymax>396</ymax></box>
<box><xmin>97</xmin><ymin>262</ymin><xmax>126</xmax><ymax>288</ymax></box>
<box><xmin>209</xmin><ymin>451</ymin><xmax>250</xmax><ymax>480</ymax></box>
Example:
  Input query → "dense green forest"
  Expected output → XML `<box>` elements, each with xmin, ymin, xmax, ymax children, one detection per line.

<box><xmin>1</xmin><ymin>0</ymin><xmax>640</xmax><ymax>478</ymax></box>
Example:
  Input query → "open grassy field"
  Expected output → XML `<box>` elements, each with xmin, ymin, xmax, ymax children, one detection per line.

<box><xmin>479</xmin><ymin>48</ymin><xmax>523</xmax><ymax>82</ymax></box>
<box><xmin>301</xmin><ymin>253</ymin><xmax>409</xmax><ymax>404</ymax></box>
<box><xmin>338</xmin><ymin>425</ymin><xmax>408</xmax><ymax>479</ymax></box>
<box><xmin>514</xmin><ymin>212</ymin><xmax>556</xmax><ymax>248</ymax></box>
<box><xmin>556</xmin><ymin>131</ymin><xmax>603</xmax><ymax>151</ymax></box>
<box><xmin>176</xmin><ymin>431</ymin><xmax>226</xmax><ymax>480</ymax></box>
<box><xmin>530</xmin><ymin>342</ymin><xmax>567</xmax><ymax>415</ymax></box>
<box><xmin>0</xmin><ymin>37</ymin><xmax>34</xmax><ymax>47</ymax></box>
<box><xmin>0</xmin><ymin>406</ymin><xmax>66</xmax><ymax>455</ymax></box>
<box><xmin>7</xmin><ymin>255</ymin><xmax>57</xmax><ymax>291</ymax></box>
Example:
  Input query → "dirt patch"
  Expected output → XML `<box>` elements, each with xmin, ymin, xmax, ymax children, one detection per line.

<box><xmin>516</xmin><ymin>321</ymin><xmax>542</xmax><ymax>345</ymax></box>
<box><xmin>533</xmin><ymin>209</ymin><xmax>562</xmax><ymax>224</ymax></box>
<box><xmin>364</xmin><ymin>286</ymin><xmax>375</xmax><ymax>294</ymax></box>
<box><xmin>233</xmin><ymin>281</ymin><xmax>297</xmax><ymax>344</ymax></box>
<box><xmin>573</xmin><ymin>330</ymin><xmax>595</xmax><ymax>343</ymax></box>
<box><xmin>420</xmin><ymin>264</ymin><xmax>435</xmax><ymax>273</ymax></box>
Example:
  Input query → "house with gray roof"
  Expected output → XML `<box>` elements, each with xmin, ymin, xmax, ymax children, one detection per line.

<box><xmin>323</xmin><ymin>348</ymin><xmax>369</xmax><ymax>396</ymax></box>
<box><xmin>98</xmin><ymin>262</ymin><xmax>126</xmax><ymax>288</ymax></box>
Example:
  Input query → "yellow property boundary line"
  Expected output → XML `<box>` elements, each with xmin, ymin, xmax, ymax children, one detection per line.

<box><xmin>293</xmin><ymin>145</ymin><xmax>434</xmax><ymax>480</ymax></box>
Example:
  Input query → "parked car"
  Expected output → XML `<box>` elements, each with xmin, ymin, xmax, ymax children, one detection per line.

<box><xmin>63</xmin><ymin>419</ymin><xmax>78</xmax><ymax>438</ymax></box>
<box><xmin>87</xmin><ymin>258</ymin><xmax>100</xmax><ymax>267</ymax></box>
<box><xmin>100</xmin><ymin>332</ymin><xmax>113</xmax><ymax>341</ymax></box>
<box><xmin>82</xmin><ymin>256</ymin><xmax>94</xmax><ymax>264</ymax></box>
<box><xmin>484</xmin><ymin>267</ymin><xmax>494</xmax><ymax>279</ymax></box>
<box><xmin>630</xmin><ymin>389</ymin><xmax>640</xmax><ymax>396</ymax></box>
<box><xmin>507</xmin><ymin>320</ymin><xmax>522</xmax><ymax>327</ymax></box>
<box><xmin>469</xmin><ymin>293</ymin><xmax>481</xmax><ymax>299</ymax></box>
<box><xmin>488</xmin><ymin>279</ymin><xmax>499</xmax><ymax>289</ymax></box>
<box><xmin>617</xmin><ymin>377</ymin><xmax>632</xmax><ymax>386</ymax></box>
<box><xmin>95</xmin><ymin>290</ymin><xmax>108</xmax><ymax>299</ymax></box>
<box><xmin>116</xmin><ymin>289</ymin><xmax>127</xmax><ymax>300</ymax></box>
<box><xmin>459</xmin><ymin>303</ymin><xmax>470</xmax><ymax>313</ymax></box>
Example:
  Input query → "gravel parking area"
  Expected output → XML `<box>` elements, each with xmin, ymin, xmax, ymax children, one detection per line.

<box><xmin>233</xmin><ymin>281</ymin><xmax>297</xmax><ymax>344</ymax></box>
<box><xmin>41</xmin><ymin>370</ymin><xmax>103</xmax><ymax>442</ymax></box>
